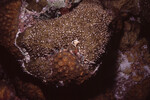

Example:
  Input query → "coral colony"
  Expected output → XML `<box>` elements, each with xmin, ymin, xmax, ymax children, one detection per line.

<box><xmin>16</xmin><ymin>0</ymin><xmax>113</xmax><ymax>85</ymax></box>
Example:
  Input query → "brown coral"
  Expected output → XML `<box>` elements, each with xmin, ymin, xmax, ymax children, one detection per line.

<box><xmin>100</xmin><ymin>0</ymin><xmax>140</xmax><ymax>15</ymax></box>
<box><xmin>120</xmin><ymin>18</ymin><xmax>140</xmax><ymax>50</ymax></box>
<box><xmin>124</xmin><ymin>77</ymin><xmax>150</xmax><ymax>100</ymax></box>
<box><xmin>26</xmin><ymin>0</ymin><xmax>47</xmax><ymax>12</ymax></box>
<box><xmin>0</xmin><ymin>0</ymin><xmax>23</xmax><ymax>58</ymax></box>
<box><xmin>0</xmin><ymin>81</ymin><xmax>20</xmax><ymax>100</ymax></box>
<box><xmin>49</xmin><ymin>50</ymin><xmax>90</xmax><ymax>84</ymax></box>
<box><xmin>16</xmin><ymin>0</ymin><xmax>113</xmax><ymax>85</ymax></box>
<box><xmin>15</xmin><ymin>80</ymin><xmax>45</xmax><ymax>100</ymax></box>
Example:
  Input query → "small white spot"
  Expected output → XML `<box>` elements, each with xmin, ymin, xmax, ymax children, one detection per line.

<box><xmin>119</xmin><ymin>52</ymin><xmax>132</xmax><ymax>73</ymax></box>
<box><xmin>72</xmin><ymin>39</ymin><xmax>80</xmax><ymax>47</ymax></box>
<box><xmin>143</xmin><ymin>45</ymin><xmax>148</xmax><ymax>49</ymax></box>
<box><xmin>56</xmin><ymin>81</ymin><xmax>64</xmax><ymax>87</ymax></box>
<box><xmin>144</xmin><ymin>65</ymin><xmax>150</xmax><ymax>74</ymax></box>
<box><xmin>36</xmin><ymin>0</ymin><xmax>39</xmax><ymax>3</ymax></box>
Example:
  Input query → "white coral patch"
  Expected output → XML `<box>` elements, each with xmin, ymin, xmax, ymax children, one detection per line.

<box><xmin>144</xmin><ymin>65</ymin><xmax>150</xmax><ymax>74</ymax></box>
<box><xmin>119</xmin><ymin>52</ymin><xmax>133</xmax><ymax>73</ymax></box>
<box><xmin>47</xmin><ymin>0</ymin><xmax>66</xmax><ymax>8</ymax></box>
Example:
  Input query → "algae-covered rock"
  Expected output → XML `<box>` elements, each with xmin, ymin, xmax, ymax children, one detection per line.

<box><xmin>120</xmin><ymin>19</ymin><xmax>140</xmax><ymax>50</ymax></box>
<box><xmin>101</xmin><ymin>0</ymin><xmax>140</xmax><ymax>15</ymax></box>
<box><xmin>16</xmin><ymin>0</ymin><xmax>113</xmax><ymax>85</ymax></box>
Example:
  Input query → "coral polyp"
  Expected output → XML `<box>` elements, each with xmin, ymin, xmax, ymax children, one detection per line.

<box><xmin>47</xmin><ymin>50</ymin><xmax>90</xmax><ymax>84</ymax></box>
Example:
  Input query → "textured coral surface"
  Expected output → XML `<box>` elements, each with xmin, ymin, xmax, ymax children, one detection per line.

<box><xmin>16</xmin><ymin>0</ymin><xmax>113</xmax><ymax>84</ymax></box>
<box><xmin>0</xmin><ymin>0</ymin><xmax>22</xmax><ymax>58</ymax></box>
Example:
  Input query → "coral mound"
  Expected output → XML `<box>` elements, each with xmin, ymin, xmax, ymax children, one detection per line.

<box><xmin>16</xmin><ymin>0</ymin><xmax>113</xmax><ymax>85</ymax></box>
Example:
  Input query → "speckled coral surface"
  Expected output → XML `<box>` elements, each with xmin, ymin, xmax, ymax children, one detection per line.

<box><xmin>16</xmin><ymin>0</ymin><xmax>113</xmax><ymax>84</ymax></box>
